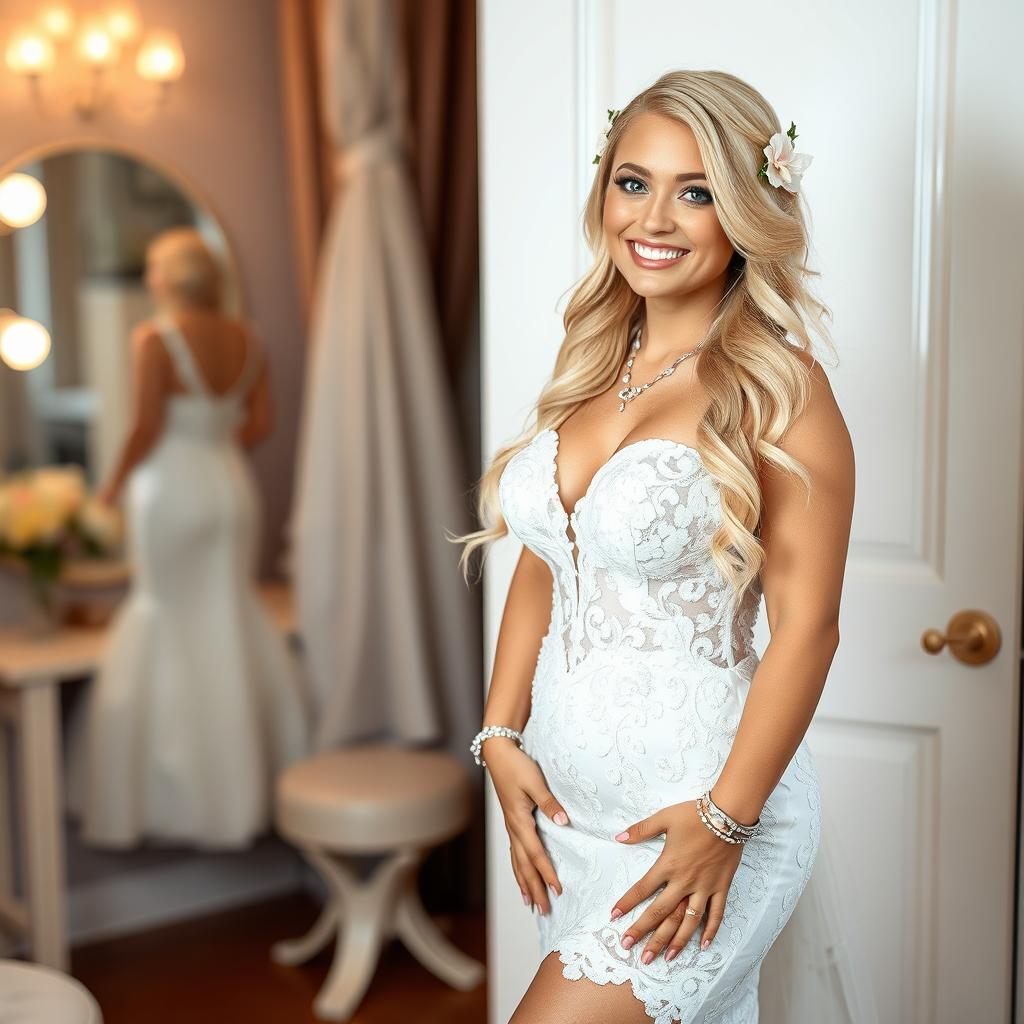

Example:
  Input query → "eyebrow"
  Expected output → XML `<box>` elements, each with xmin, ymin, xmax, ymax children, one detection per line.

<box><xmin>614</xmin><ymin>162</ymin><xmax>707</xmax><ymax>182</ymax></box>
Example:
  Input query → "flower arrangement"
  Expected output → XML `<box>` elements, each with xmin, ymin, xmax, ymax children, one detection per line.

<box><xmin>0</xmin><ymin>465</ymin><xmax>123</xmax><ymax>616</ymax></box>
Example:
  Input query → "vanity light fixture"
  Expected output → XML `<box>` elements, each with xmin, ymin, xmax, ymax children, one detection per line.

<box><xmin>0</xmin><ymin>173</ymin><xmax>47</xmax><ymax>231</ymax></box>
<box><xmin>0</xmin><ymin>310</ymin><xmax>51</xmax><ymax>372</ymax></box>
<box><xmin>3</xmin><ymin>4</ymin><xmax>185</xmax><ymax>120</ymax></box>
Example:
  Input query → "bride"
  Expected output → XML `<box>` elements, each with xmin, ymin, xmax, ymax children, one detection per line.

<box><xmin>65</xmin><ymin>226</ymin><xmax>309</xmax><ymax>850</ymax></box>
<box><xmin>455</xmin><ymin>70</ymin><xmax>879</xmax><ymax>1022</ymax></box>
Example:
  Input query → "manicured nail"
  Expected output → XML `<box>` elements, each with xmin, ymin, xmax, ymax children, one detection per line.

<box><xmin>701</xmin><ymin>938</ymin><xmax>711</xmax><ymax>950</ymax></box>
<box><xmin>641</xmin><ymin>950</ymin><xmax>654</xmax><ymax>965</ymax></box>
<box><xmin>621</xmin><ymin>935</ymin><xmax>634</xmax><ymax>949</ymax></box>
<box><xmin>614</xmin><ymin>830</ymin><xmax>630</xmax><ymax>842</ymax></box>
<box><xmin>548</xmin><ymin>882</ymin><xmax>559</xmax><ymax>898</ymax></box>
<box><xmin>522</xmin><ymin>891</ymin><xmax>529</xmax><ymax>906</ymax></box>
<box><xmin>610</xmin><ymin>907</ymin><xmax>622</xmax><ymax>920</ymax></box>
<box><xmin>554</xmin><ymin>811</ymin><xmax>569</xmax><ymax>825</ymax></box>
<box><xmin>666</xmin><ymin>948</ymin><xmax>679</xmax><ymax>962</ymax></box>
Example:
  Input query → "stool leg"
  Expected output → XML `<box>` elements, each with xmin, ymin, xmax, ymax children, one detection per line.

<box><xmin>394</xmin><ymin>870</ymin><xmax>485</xmax><ymax>991</ymax></box>
<box><xmin>271</xmin><ymin>895</ymin><xmax>339</xmax><ymax>966</ymax></box>
<box><xmin>305</xmin><ymin>846</ymin><xmax>421</xmax><ymax>1022</ymax></box>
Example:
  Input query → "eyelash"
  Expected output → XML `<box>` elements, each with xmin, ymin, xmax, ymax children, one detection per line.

<box><xmin>612</xmin><ymin>175</ymin><xmax>713</xmax><ymax>205</ymax></box>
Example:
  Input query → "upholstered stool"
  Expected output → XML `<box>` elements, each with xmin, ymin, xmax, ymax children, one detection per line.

<box><xmin>0</xmin><ymin>959</ymin><xmax>103</xmax><ymax>1022</ymax></box>
<box><xmin>271</xmin><ymin>743</ymin><xmax>484</xmax><ymax>1021</ymax></box>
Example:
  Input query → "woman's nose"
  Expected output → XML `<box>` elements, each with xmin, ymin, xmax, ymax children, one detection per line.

<box><xmin>638</xmin><ymin>194</ymin><xmax>676</xmax><ymax>234</ymax></box>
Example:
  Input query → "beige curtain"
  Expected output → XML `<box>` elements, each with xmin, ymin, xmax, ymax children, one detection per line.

<box><xmin>277</xmin><ymin>0</ymin><xmax>479</xmax><ymax>391</ymax></box>
<box><xmin>281</xmin><ymin>0</ymin><xmax>481</xmax><ymax>766</ymax></box>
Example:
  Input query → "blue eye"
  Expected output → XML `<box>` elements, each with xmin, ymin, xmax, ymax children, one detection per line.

<box><xmin>681</xmin><ymin>185</ymin><xmax>713</xmax><ymax>205</ymax></box>
<box><xmin>617</xmin><ymin>175</ymin><xmax>646</xmax><ymax>194</ymax></box>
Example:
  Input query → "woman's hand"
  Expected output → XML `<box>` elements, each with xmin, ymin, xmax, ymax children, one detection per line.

<box><xmin>484</xmin><ymin>736</ymin><xmax>570</xmax><ymax>917</ymax></box>
<box><xmin>609</xmin><ymin>799</ymin><xmax>744</xmax><ymax>963</ymax></box>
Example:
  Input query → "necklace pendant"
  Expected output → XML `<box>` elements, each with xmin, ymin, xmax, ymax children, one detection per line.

<box><xmin>617</xmin><ymin>385</ymin><xmax>640</xmax><ymax>402</ymax></box>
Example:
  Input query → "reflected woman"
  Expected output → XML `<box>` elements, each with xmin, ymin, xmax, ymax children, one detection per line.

<box><xmin>65</xmin><ymin>226</ymin><xmax>309</xmax><ymax>849</ymax></box>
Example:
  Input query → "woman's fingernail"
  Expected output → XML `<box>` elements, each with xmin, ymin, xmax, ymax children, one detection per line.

<box><xmin>666</xmin><ymin>948</ymin><xmax>679</xmax><ymax>962</ymax></box>
<box><xmin>621</xmin><ymin>935</ymin><xmax>635</xmax><ymax>949</ymax></box>
<box><xmin>610</xmin><ymin>907</ymin><xmax>622</xmax><ymax>920</ymax></box>
<box><xmin>702</xmin><ymin>938</ymin><xmax>711</xmax><ymax>950</ymax></box>
<box><xmin>548</xmin><ymin>882</ymin><xmax>559</xmax><ymax>897</ymax></box>
<box><xmin>641</xmin><ymin>950</ymin><xmax>654</xmax><ymax>965</ymax></box>
<box><xmin>522</xmin><ymin>891</ymin><xmax>529</xmax><ymax>906</ymax></box>
<box><xmin>614</xmin><ymin>830</ymin><xmax>630</xmax><ymax>842</ymax></box>
<box><xmin>554</xmin><ymin>811</ymin><xmax>569</xmax><ymax>825</ymax></box>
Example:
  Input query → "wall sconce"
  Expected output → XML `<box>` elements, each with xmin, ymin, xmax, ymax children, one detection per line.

<box><xmin>0</xmin><ymin>310</ymin><xmax>51</xmax><ymax>372</ymax></box>
<box><xmin>0</xmin><ymin>173</ymin><xmax>48</xmax><ymax>232</ymax></box>
<box><xmin>3</xmin><ymin>4</ymin><xmax>185</xmax><ymax>121</ymax></box>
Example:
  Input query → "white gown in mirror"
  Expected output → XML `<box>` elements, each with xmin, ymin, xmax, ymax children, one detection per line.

<box><xmin>65</xmin><ymin>312</ymin><xmax>310</xmax><ymax>849</ymax></box>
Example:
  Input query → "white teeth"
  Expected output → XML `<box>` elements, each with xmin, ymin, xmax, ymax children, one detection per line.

<box><xmin>632</xmin><ymin>241</ymin><xmax>688</xmax><ymax>260</ymax></box>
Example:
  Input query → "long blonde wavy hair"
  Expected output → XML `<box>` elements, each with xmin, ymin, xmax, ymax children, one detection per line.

<box><xmin>451</xmin><ymin>69</ymin><xmax>835</xmax><ymax>605</ymax></box>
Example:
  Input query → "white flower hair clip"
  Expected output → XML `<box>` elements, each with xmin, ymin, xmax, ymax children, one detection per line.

<box><xmin>759</xmin><ymin>121</ymin><xmax>813</xmax><ymax>193</ymax></box>
<box><xmin>593</xmin><ymin>108</ymin><xmax>621</xmax><ymax>165</ymax></box>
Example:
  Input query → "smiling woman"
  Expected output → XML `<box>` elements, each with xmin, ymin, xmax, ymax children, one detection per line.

<box><xmin>455</xmin><ymin>67</ymin><xmax>874</xmax><ymax>1024</ymax></box>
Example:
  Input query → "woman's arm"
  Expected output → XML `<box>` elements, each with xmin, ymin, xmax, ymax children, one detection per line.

<box><xmin>709</xmin><ymin>353</ymin><xmax>856</xmax><ymax>825</ymax></box>
<box><xmin>236</xmin><ymin>355</ymin><xmax>273</xmax><ymax>448</ymax></box>
<box><xmin>97</xmin><ymin>324</ymin><xmax>169</xmax><ymax>505</ymax></box>
<box><xmin>479</xmin><ymin>544</ymin><xmax>553</xmax><ymax>756</ymax></box>
<box><xmin>483</xmin><ymin>541</ymin><xmax>573</xmax><ymax>912</ymax></box>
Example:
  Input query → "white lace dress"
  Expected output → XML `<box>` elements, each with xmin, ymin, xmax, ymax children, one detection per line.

<box><xmin>497</xmin><ymin>427</ymin><xmax>821</xmax><ymax>1024</ymax></box>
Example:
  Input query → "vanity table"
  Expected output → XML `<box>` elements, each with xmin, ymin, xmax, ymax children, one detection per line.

<box><xmin>0</xmin><ymin>581</ymin><xmax>298</xmax><ymax>971</ymax></box>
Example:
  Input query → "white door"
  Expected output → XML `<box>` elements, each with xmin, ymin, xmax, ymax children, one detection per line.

<box><xmin>479</xmin><ymin>1</ymin><xmax>1024</xmax><ymax>1021</ymax></box>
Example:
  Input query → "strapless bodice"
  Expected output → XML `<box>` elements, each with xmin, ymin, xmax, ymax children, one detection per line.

<box><xmin>497</xmin><ymin>427</ymin><xmax>761</xmax><ymax>678</ymax></box>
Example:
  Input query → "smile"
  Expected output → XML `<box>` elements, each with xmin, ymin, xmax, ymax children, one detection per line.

<box><xmin>627</xmin><ymin>239</ymin><xmax>691</xmax><ymax>268</ymax></box>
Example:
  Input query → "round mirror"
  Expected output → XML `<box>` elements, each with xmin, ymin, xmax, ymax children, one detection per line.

<box><xmin>0</xmin><ymin>143</ymin><xmax>241</xmax><ymax>484</ymax></box>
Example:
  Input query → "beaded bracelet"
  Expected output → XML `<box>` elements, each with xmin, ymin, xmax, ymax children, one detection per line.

<box><xmin>695</xmin><ymin>790</ymin><xmax>762</xmax><ymax>844</ymax></box>
<box><xmin>470</xmin><ymin>725</ymin><xmax>525</xmax><ymax>767</ymax></box>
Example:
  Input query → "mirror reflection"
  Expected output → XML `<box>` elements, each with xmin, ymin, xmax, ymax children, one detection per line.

<box><xmin>0</xmin><ymin>147</ymin><xmax>239</xmax><ymax>480</ymax></box>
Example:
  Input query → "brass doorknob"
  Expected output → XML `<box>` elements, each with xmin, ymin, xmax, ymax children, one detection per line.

<box><xmin>921</xmin><ymin>609</ymin><xmax>1001</xmax><ymax>665</ymax></box>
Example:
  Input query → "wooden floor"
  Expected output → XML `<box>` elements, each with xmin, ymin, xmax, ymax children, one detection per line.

<box><xmin>70</xmin><ymin>888</ymin><xmax>488</xmax><ymax>1023</ymax></box>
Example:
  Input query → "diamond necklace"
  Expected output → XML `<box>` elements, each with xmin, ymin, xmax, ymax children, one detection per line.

<box><xmin>616</xmin><ymin>322</ymin><xmax>709</xmax><ymax>412</ymax></box>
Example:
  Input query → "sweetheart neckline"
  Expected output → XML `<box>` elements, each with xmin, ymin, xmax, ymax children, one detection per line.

<box><xmin>538</xmin><ymin>425</ymin><xmax>706</xmax><ymax>524</ymax></box>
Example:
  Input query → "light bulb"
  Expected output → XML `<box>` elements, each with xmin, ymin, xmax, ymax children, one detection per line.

<box><xmin>39</xmin><ymin>5</ymin><xmax>75</xmax><ymax>40</ymax></box>
<box><xmin>135</xmin><ymin>29</ymin><xmax>184</xmax><ymax>83</ymax></box>
<box><xmin>0</xmin><ymin>317</ymin><xmax>51</xmax><ymax>371</ymax></box>
<box><xmin>106</xmin><ymin>5</ymin><xmax>141</xmax><ymax>43</ymax></box>
<box><xmin>5</xmin><ymin>28</ymin><xmax>55</xmax><ymax>75</ymax></box>
<box><xmin>76</xmin><ymin>18</ymin><xmax>119</xmax><ymax>66</ymax></box>
<box><xmin>0</xmin><ymin>174</ymin><xmax>47</xmax><ymax>229</ymax></box>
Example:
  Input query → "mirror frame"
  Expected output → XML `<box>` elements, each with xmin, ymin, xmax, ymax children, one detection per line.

<box><xmin>0</xmin><ymin>136</ymin><xmax>247</xmax><ymax>317</ymax></box>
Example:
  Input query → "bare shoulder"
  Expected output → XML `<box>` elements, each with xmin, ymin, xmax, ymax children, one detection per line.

<box><xmin>770</xmin><ymin>346</ymin><xmax>854</xmax><ymax>484</ymax></box>
<box><xmin>130</xmin><ymin>319</ymin><xmax>162</xmax><ymax>348</ymax></box>
<box><xmin>128</xmin><ymin>321</ymin><xmax>170</xmax><ymax>374</ymax></box>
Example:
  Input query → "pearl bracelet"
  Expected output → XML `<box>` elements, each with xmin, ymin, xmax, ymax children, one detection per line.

<box><xmin>470</xmin><ymin>725</ymin><xmax>525</xmax><ymax>767</ymax></box>
<box><xmin>695</xmin><ymin>790</ymin><xmax>762</xmax><ymax>845</ymax></box>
